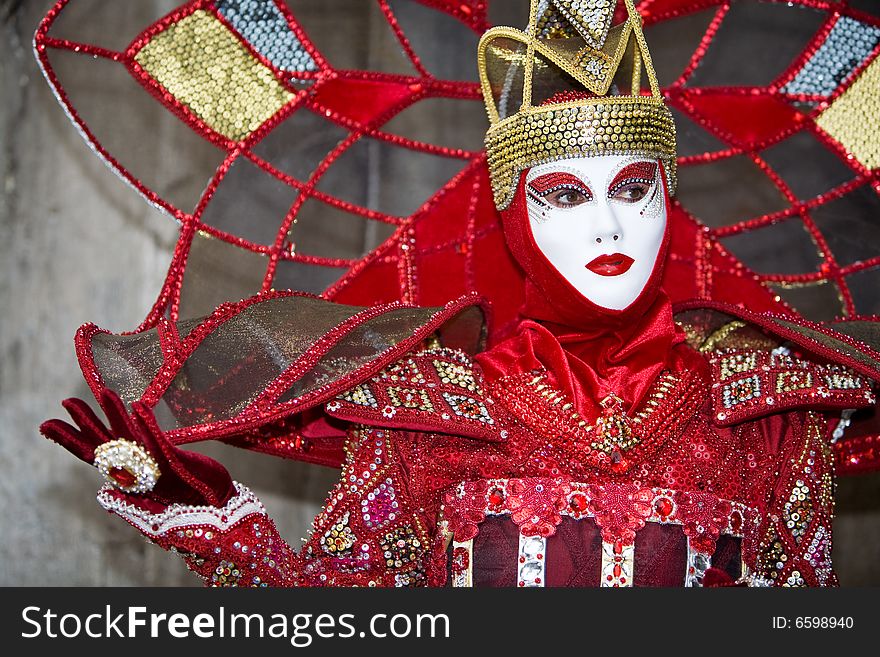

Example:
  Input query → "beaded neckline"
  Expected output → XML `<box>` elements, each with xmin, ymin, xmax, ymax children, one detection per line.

<box><xmin>489</xmin><ymin>366</ymin><xmax>708</xmax><ymax>474</ymax></box>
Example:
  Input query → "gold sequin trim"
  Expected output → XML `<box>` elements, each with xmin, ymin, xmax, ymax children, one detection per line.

<box><xmin>134</xmin><ymin>9</ymin><xmax>294</xmax><ymax>141</ymax></box>
<box><xmin>699</xmin><ymin>321</ymin><xmax>748</xmax><ymax>354</ymax></box>
<box><xmin>817</xmin><ymin>56</ymin><xmax>880</xmax><ymax>170</ymax></box>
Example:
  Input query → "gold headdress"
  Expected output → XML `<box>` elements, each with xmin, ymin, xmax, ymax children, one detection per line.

<box><xmin>479</xmin><ymin>0</ymin><xmax>677</xmax><ymax>209</ymax></box>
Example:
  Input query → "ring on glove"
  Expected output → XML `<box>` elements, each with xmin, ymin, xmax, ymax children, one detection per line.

<box><xmin>93</xmin><ymin>438</ymin><xmax>161</xmax><ymax>494</ymax></box>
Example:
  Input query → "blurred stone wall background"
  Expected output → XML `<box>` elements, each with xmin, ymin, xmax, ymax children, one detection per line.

<box><xmin>1</xmin><ymin>0</ymin><xmax>878</xmax><ymax>586</ymax></box>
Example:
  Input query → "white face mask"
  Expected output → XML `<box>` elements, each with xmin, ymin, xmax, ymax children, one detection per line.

<box><xmin>525</xmin><ymin>155</ymin><xmax>667</xmax><ymax>311</ymax></box>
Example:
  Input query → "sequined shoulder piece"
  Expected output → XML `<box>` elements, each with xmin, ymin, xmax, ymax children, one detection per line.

<box><xmin>709</xmin><ymin>348</ymin><xmax>876</xmax><ymax>426</ymax></box>
<box><xmin>73</xmin><ymin>291</ymin><xmax>488</xmax><ymax>466</ymax></box>
<box><xmin>325</xmin><ymin>347</ymin><xmax>509</xmax><ymax>442</ymax></box>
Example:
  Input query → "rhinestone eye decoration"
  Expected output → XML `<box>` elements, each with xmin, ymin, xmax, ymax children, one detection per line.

<box><xmin>93</xmin><ymin>439</ymin><xmax>161</xmax><ymax>494</ymax></box>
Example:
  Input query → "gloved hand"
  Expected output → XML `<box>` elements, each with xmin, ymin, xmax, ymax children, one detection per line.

<box><xmin>40</xmin><ymin>389</ymin><xmax>234</xmax><ymax>508</ymax></box>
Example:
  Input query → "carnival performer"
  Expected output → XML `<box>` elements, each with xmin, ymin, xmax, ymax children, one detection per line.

<box><xmin>41</xmin><ymin>0</ymin><xmax>880</xmax><ymax>587</ymax></box>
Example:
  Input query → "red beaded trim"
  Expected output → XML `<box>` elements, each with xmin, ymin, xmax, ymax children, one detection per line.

<box><xmin>33</xmin><ymin>0</ymin><xmax>495</xmax><ymax>329</ymax></box>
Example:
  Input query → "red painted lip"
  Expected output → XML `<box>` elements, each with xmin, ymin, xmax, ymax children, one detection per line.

<box><xmin>585</xmin><ymin>253</ymin><xmax>635</xmax><ymax>277</ymax></box>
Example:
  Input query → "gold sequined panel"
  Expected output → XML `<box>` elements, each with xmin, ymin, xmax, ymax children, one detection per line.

<box><xmin>536</xmin><ymin>6</ymin><xmax>577</xmax><ymax>40</ymax></box>
<box><xmin>816</xmin><ymin>56</ymin><xmax>880</xmax><ymax>170</ymax></box>
<box><xmin>485</xmin><ymin>99</ymin><xmax>677</xmax><ymax>208</ymax></box>
<box><xmin>134</xmin><ymin>9</ymin><xmax>294</xmax><ymax>142</ymax></box>
<box><xmin>675</xmin><ymin>308</ymin><xmax>783</xmax><ymax>354</ymax></box>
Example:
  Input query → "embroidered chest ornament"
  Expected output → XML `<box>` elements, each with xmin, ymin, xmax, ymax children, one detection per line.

<box><xmin>594</xmin><ymin>394</ymin><xmax>636</xmax><ymax>468</ymax></box>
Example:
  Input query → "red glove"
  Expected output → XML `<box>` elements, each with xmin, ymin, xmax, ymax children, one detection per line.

<box><xmin>40</xmin><ymin>390</ymin><xmax>235</xmax><ymax>508</ymax></box>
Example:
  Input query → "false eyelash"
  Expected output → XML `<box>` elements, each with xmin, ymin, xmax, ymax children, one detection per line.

<box><xmin>607</xmin><ymin>161</ymin><xmax>658</xmax><ymax>198</ymax></box>
<box><xmin>528</xmin><ymin>172</ymin><xmax>593</xmax><ymax>200</ymax></box>
<box><xmin>608</xmin><ymin>176</ymin><xmax>654</xmax><ymax>198</ymax></box>
<box><xmin>526</xmin><ymin>188</ymin><xmax>549</xmax><ymax>205</ymax></box>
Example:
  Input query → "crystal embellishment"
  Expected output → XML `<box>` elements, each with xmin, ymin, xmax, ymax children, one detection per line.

<box><xmin>517</xmin><ymin>532</ymin><xmax>546</xmax><ymax>587</ymax></box>
<box><xmin>441</xmin><ymin>393</ymin><xmax>494</xmax><ymax>425</ymax></box>
<box><xmin>339</xmin><ymin>383</ymin><xmax>379</xmax><ymax>408</ymax></box>
<box><xmin>216</xmin><ymin>0</ymin><xmax>317</xmax><ymax>73</ymax></box>
<box><xmin>783</xmin><ymin>16</ymin><xmax>880</xmax><ymax>98</ymax></box>
<box><xmin>93</xmin><ymin>438</ymin><xmax>161</xmax><ymax>494</ymax></box>
<box><xmin>549</xmin><ymin>0</ymin><xmax>616</xmax><ymax>50</ymax></box>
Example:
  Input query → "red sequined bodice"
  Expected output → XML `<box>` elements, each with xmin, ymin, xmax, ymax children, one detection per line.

<box><xmin>296</xmin><ymin>341</ymin><xmax>860</xmax><ymax>587</ymax></box>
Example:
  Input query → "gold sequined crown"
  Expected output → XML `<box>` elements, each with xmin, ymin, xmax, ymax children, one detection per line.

<box><xmin>479</xmin><ymin>0</ymin><xmax>677</xmax><ymax>209</ymax></box>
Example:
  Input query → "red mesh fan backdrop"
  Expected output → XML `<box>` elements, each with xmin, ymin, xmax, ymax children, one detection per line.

<box><xmin>35</xmin><ymin>0</ymin><xmax>880</xmax><ymax>471</ymax></box>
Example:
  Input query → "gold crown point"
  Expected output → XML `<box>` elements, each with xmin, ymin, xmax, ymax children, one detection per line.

<box><xmin>542</xmin><ymin>0</ymin><xmax>616</xmax><ymax>50</ymax></box>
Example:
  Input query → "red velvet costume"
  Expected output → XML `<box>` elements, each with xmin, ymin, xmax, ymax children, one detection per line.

<box><xmin>38</xmin><ymin>0</ymin><xmax>880</xmax><ymax>588</ymax></box>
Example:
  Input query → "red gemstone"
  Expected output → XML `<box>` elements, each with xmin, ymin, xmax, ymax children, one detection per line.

<box><xmin>569</xmin><ymin>493</ymin><xmax>588</xmax><ymax>513</ymax></box>
<box><xmin>613</xmin><ymin>564</ymin><xmax>622</xmax><ymax>578</ymax></box>
<box><xmin>488</xmin><ymin>488</ymin><xmax>504</xmax><ymax>506</ymax></box>
<box><xmin>109</xmin><ymin>467</ymin><xmax>136</xmax><ymax>488</ymax></box>
<box><xmin>731</xmin><ymin>511</ymin><xmax>743</xmax><ymax>532</ymax></box>
<box><xmin>654</xmin><ymin>498</ymin><xmax>673</xmax><ymax>517</ymax></box>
